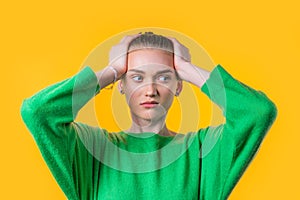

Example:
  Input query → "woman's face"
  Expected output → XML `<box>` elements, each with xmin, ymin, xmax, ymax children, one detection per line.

<box><xmin>120</xmin><ymin>49</ymin><xmax>182</xmax><ymax>122</ymax></box>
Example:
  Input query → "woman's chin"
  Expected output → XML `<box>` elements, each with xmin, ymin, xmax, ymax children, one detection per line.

<box><xmin>132</xmin><ymin>111</ymin><xmax>166</xmax><ymax>124</ymax></box>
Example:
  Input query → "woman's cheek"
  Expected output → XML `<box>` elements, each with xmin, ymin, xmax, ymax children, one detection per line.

<box><xmin>159</xmin><ymin>85</ymin><xmax>175</xmax><ymax>96</ymax></box>
<box><xmin>126</xmin><ymin>88</ymin><xmax>140</xmax><ymax>104</ymax></box>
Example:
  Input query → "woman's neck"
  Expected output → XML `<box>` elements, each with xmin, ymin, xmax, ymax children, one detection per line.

<box><xmin>126</xmin><ymin>115</ymin><xmax>176</xmax><ymax>136</ymax></box>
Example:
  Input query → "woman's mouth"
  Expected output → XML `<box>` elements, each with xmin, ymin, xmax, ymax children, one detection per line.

<box><xmin>140</xmin><ymin>101</ymin><xmax>159</xmax><ymax>108</ymax></box>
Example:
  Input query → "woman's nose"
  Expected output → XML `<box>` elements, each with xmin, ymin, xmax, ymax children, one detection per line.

<box><xmin>145</xmin><ymin>83</ymin><xmax>158</xmax><ymax>97</ymax></box>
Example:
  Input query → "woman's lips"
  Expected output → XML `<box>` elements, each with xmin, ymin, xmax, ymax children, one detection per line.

<box><xmin>140</xmin><ymin>101</ymin><xmax>159</xmax><ymax>108</ymax></box>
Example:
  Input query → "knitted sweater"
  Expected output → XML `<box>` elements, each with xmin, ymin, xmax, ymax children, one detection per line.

<box><xmin>21</xmin><ymin>65</ymin><xmax>277</xmax><ymax>200</ymax></box>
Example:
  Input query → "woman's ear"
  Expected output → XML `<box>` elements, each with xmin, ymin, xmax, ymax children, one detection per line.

<box><xmin>175</xmin><ymin>80</ymin><xmax>183</xmax><ymax>96</ymax></box>
<box><xmin>118</xmin><ymin>80</ymin><xmax>124</xmax><ymax>94</ymax></box>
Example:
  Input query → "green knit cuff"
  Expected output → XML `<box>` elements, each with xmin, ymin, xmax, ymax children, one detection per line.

<box><xmin>200</xmin><ymin>64</ymin><xmax>232</xmax><ymax>111</ymax></box>
<box><xmin>77</xmin><ymin>66</ymin><xmax>101</xmax><ymax>94</ymax></box>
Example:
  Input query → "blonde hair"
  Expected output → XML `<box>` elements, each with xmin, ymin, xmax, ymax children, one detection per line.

<box><xmin>128</xmin><ymin>32</ymin><xmax>174</xmax><ymax>53</ymax></box>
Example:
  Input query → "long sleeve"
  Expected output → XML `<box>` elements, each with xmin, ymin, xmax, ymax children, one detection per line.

<box><xmin>20</xmin><ymin>67</ymin><xmax>101</xmax><ymax>200</ymax></box>
<box><xmin>198</xmin><ymin>65</ymin><xmax>277</xmax><ymax>199</ymax></box>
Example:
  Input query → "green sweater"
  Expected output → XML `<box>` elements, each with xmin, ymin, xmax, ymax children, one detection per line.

<box><xmin>21</xmin><ymin>65</ymin><xmax>277</xmax><ymax>200</ymax></box>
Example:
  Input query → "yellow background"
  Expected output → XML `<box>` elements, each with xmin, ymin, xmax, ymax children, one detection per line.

<box><xmin>1</xmin><ymin>0</ymin><xmax>299</xmax><ymax>199</ymax></box>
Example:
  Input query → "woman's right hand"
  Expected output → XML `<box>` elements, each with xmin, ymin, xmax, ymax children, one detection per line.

<box><xmin>109</xmin><ymin>34</ymin><xmax>140</xmax><ymax>79</ymax></box>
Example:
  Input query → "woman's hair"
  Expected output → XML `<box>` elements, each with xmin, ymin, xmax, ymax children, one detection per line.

<box><xmin>127</xmin><ymin>32</ymin><xmax>180</xmax><ymax>80</ymax></box>
<box><xmin>128</xmin><ymin>32</ymin><xmax>174</xmax><ymax>53</ymax></box>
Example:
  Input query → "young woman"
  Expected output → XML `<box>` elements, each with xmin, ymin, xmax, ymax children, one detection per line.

<box><xmin>21</xmin><ymin>32</ymin><xmax>277</xmax><ymax>200</ymax></box>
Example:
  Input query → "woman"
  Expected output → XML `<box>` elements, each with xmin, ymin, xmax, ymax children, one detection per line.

<box><xmin>21</xmin><ymin>32</ymin><xmax>277</xmax><ymax>200</ymax></box>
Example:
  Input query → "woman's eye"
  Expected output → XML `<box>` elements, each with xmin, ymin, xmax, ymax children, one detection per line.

<box><xmin>132</xmin><ymin>75</ymin><xmax>143</xmax><ymax>82</ymax></box>
<box><xmin>158</xmin><ymin>75</ymin><xmax>170</xmax><ymax>82</ymax></box>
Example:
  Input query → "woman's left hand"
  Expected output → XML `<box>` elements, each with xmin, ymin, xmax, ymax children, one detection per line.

<box><xmin>167</xmin><ymin>37</ymin><xmax>191</xmax><ymax>81</ymax></box>
<box><xmin>168</xmin><ymin>37</ymin><xmax>210</xmax><ymax>88</ymax></box>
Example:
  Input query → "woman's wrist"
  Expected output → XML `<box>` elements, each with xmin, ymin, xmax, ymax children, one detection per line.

<box><xmin>107</xmin><ymin>66</ymin><xmax>118</xmax><ymax>83</ymax></box>
<box><xmin>96</xmin><ymin>66</ymin><xmax>121</xmax><ymax>89</ymax></box>
<box><xmin>109</xmin><ymin>65</ymin><xmax>126</xmax><ymax>80</ymax></box>
<box><xmin>180</xmin><ymin>62</ymin><xmax>210</xmax><ymax>88</ymax></box>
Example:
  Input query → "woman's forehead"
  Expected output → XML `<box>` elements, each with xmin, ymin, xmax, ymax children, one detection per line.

<box><xmin>127</xmin><ymin>65</ymin><xmax>175</xmax><ymax>75</ymax></box>
<box><xmin>127</xmin><ymin>49</ymin><xmax>174</xmax><ymax>70</ymax></box>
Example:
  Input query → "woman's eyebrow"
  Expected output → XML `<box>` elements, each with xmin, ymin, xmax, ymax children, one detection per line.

<box><xmin>127</xmin><ymin>69</ymin><xmax>174</xmax><ymax>74</ymax></box>
<box><xmin>155</xmin><ymin>69</ymin><xmax>174</xmax><ymax>75</ymax></box>
<box><xmin>127</xmin><ymin>69</ymin><xmax>145</xmax><ymax>74</ymax></box>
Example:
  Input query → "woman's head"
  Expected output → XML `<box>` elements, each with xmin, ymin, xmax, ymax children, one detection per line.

<box><xmin>118</xmin><ymin>32</ymin><xmax>182</xmax><ymax>123</ymax></box>
<box><xmin>128</xmin><ymin>32</ymin><xmax>174</xmax><ymax>54</ymax></box>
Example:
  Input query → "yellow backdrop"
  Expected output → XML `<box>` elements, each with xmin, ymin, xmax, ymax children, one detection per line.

<box><xmin>1</xmin><ymin>0</ymin><xmax>299</xmax><ymax>199</ymax></box>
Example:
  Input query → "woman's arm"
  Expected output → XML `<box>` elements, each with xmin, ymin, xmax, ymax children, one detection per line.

<box><xmin>199</xmin><ymin>65</ymin><xmax>277</xmax><ymax>199</ymax></box>
<box><xmin>20</xmin><ymin>34</ymin><xmax>140</xmax><ymax>199</ymax></box>
<box><xmin>20</xmin><ymin>67</ymin><xmax>102</xmax><ymax>200</ymax></box>
<box><xmin>170</xmin><ymin>38</ymin><xmax>277</xmax><ymax>199</ymax></box>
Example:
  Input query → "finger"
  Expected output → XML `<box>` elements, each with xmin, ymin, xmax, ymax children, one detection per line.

<box><xmin>120</xmin><ymin>34</ymin><xmax>140</xmax><ymax>44</ymax></box>
<box><xmin>166</xmin><ymin>36</ymin><xmax>176</xmax><ymax>41</ymax></box>
<box><xmin>168</xmin><ymin>37</ymin><xmax>184</xmax><ymax>53</ymax></box>
<box><xmin>169</xmin><ymin>37</ymin><xmax>191</xmax><ymax>61</ymax></box>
